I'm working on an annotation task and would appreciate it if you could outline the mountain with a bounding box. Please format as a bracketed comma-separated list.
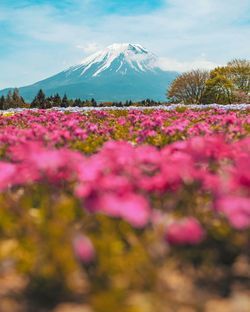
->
[0, 43, 178, 102]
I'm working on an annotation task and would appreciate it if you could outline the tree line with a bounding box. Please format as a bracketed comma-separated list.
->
[0, 90, 98, 110]
[1, 58, 249, 109]
[167, 59, 250, 104]
[0, 88, 26, 110]
[0, 89, 162, 110]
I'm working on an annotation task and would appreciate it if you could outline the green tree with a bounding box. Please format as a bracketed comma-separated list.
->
[61, 94, 69, 108]
[45, 96, 53, 109]
[204, 67, 234, 104]
[5, 91, 13, 109]
[12, 88, 25, 107]
[204, 59, 250, 104]
[2, 89, 25, 108]
[73, 98, 82, 107]
[31, 89, 47, 108]
[52, 94, 62, 107]
[91, 98, 97, 107]
[0, 96, 5, 110]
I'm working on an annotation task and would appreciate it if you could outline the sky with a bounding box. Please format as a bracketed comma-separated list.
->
[0, 0, 249, 89]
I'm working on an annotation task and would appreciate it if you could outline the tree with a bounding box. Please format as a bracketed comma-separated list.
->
[0, 96, 5, 110]
[12, 88, 25, 108]
[91, 98, 97, 107]
[232, 90, 250, 103]
[45, 96, 53, 109]
[1, 89, 26, 109]
[73, 98, 82, 107]
[31, 89, 47, 108]
[167, 70, 210, 104]
[5, 91, 13, 108]
[227, 59, 250, 94]
[52, 94, 62, 107]
[204, 67, 234, 104]
[61, 94, 69, 108]
[204, 59, 250, 104]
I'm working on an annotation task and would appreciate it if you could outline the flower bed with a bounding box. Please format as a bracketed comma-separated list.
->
[0, 109, 249, 311]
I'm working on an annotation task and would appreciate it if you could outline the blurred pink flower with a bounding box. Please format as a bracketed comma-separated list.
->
[73, 235, 95, 264]
[0, 162, 16, 190]
[165, 217, 205, 246]
[119, 193, 151, 228]
[216, 196, 250, 230]
[85, 193, 151, 228]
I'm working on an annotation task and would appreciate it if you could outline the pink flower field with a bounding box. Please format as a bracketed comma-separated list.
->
[0, 108, 250, 312]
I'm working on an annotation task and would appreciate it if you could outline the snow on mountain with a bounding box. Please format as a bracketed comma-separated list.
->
[0, 43, 178, 102]
[69, 43, 158, 77]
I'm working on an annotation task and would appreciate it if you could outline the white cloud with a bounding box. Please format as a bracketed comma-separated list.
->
[9, 5, 88, 44]
[157, 56, 219, 72]
[0, 0, 249, 88]
[76, 42, 101, 54]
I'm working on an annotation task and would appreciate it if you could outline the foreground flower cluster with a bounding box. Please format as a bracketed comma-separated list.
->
[0, 108, 249, 311]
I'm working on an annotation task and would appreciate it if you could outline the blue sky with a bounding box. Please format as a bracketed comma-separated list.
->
[0, 0, 249, 89]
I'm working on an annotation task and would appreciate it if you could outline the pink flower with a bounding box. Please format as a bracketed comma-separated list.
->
[233, 156, 250, 189]
[119, 193, 151, 228]
[165, 217, 205, 246]
[99, 175, 133, 195]
[216, 196, 250, 230]
[77, 157, 105, 183]
[85, 193, 151, 228]
[73, 235, 95, 264]
[0, 162, 16, 190]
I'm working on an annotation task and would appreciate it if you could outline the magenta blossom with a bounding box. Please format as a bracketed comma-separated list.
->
[216, 196, 250, 230]
[85, 193, 151, 228]
[0, 162, 17, 190]
[165, 217, 205, 246]
[73, 235, 95, 264]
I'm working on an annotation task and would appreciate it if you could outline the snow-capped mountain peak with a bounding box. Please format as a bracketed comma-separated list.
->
[70, 43, 158, 77]
[1, 43, 178, 102]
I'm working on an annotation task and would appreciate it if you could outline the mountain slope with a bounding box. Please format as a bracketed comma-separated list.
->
[0, 43, 178, 102]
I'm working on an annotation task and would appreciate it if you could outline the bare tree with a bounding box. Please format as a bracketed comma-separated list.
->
[167, 70, 210, 104]
[227, 59, 250, 94]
